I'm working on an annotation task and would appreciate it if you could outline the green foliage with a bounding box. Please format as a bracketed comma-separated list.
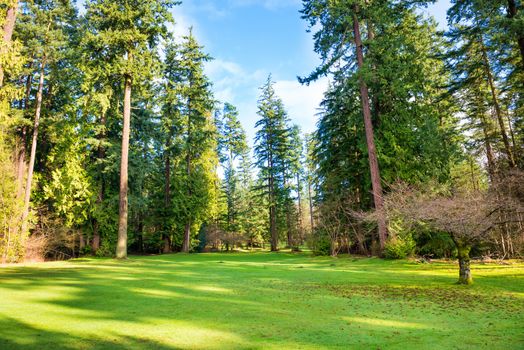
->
[0, 1, 26, 262]
[43, 126, 94, 228]
[307, 229, 331, 256]
[383, 218, 416, 259]
[158, 32, 218, 251]
[1, 253, 523, 349]
[384, 236, 416, 260]
[254, 75, 301, 248]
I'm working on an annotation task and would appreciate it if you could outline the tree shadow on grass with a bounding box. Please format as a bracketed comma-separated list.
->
[0, 253, 522, 349]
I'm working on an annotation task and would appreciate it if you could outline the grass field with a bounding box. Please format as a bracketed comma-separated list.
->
[0, 252, 523, 350]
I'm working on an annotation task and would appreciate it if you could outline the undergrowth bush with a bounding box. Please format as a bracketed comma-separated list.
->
[307, 229, 331, 256]
[384, 236, 415, 259]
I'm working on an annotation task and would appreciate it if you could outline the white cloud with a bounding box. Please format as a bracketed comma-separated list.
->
[204, 58, 328, 147]
[170, 6, 209, 45]
[274, 77, 329, 134]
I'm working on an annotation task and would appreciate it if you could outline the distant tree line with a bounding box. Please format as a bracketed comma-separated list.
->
[0, 0, 523, 280]
[0, 0, 312, 262]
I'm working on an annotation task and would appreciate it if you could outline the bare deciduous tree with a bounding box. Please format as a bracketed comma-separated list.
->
[381, 174, 523, 284]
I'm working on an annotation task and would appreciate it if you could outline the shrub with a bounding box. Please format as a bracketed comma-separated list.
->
[307, 229, 332, 256]
[384, 236, 415, 259]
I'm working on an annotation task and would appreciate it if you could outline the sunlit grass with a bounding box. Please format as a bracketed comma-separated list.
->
[0, 252, 522, 349]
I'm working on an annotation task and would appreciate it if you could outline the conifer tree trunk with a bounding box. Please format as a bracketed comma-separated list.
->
[507, 0, 524, 66]
[479, 40, 516, 168]
[182, 153, 191, 253]
[482, 121, 496, 180]
[284, 173, 293, 248]
[268, 152, 278, 251]
[296, 172, 303, 249]
[92, 112, 106, 253]
[0, 2, 18, 87]
[21, 57, 46, 234]
[308, 179, 314, 231]
[116, 73, 132, 259]
[16, 70, 33, 199]
[163, 138, 172, 253]
[352, 7, 387, 250]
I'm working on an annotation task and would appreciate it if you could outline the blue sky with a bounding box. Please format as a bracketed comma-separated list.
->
[78, 0, 451, 144]
[170, 0, 452, 145]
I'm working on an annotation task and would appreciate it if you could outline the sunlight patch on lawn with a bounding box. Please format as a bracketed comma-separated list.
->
[191, 285, 233, 294]
[343, 316, 432, 329]
[117, 319, 245, 349]
[129, 287, 183, 298]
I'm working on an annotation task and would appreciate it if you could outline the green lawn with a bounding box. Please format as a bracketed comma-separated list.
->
[0, 253, 523, 350]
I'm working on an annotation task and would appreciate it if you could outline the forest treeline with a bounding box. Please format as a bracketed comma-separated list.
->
[0, 1, 523, 273]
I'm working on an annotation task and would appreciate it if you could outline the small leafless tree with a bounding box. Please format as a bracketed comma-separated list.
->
[381, 174, 523, 284]
[317, 199, 354, 256]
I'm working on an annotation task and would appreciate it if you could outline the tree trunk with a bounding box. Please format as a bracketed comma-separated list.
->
[269, 152, 278, 251]
[366, 19, 381, 129]
[182, 220, 191, 253]
[308, 179, 314, 231]
[0, 2, 19, 87]
[16, 69, 33, 199]
[296, 172, 303, 249]
[270, 203, 277, 251]
[480, 39, 516, 168]
[92, 112, 106, 253]
[456, 243, 473, 285]
[507, 0, 524, 67]
[163, 138, 172, 253]
[479, 111, 496, 181]
[21, 56, 46, 234]
[352, 7, 387, 250]
[285, 173, 292, 248]
[116, 73, 132, 259]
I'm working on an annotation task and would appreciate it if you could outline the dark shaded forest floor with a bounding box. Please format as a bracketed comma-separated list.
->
[0, 252, 522, 349]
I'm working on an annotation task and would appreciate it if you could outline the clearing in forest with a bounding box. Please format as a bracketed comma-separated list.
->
[0, 253, 523, 349]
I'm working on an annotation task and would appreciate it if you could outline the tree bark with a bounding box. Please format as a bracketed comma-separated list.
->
[352, 7, 387, 250]
[163, 138, 172, 253]
[479, 39, 516, 168]
[507, 0, 524, 67]
[16, 69, 33, 199]
[308, 179, 314, 231]
[116, 73, 132, 259]
[182, 220, 191, 253]
[268, 152, 278, 251]
[182, 102, 193, 253]
[456, 243, 473, 285]
[296, 172, 303, 249]
[21, 56, 46, 234]
[92, 112, 106, 253]
[0, 2, 19, 87]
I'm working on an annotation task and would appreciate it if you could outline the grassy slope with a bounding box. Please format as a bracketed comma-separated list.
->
[0, 253, 522, 350]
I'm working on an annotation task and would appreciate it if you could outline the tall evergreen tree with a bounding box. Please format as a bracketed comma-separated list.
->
[302, 0, 458, 253]
[254, 75, 291, 251]
[17, 0, 77, 235]
[84, 0, 176, 258]
[163, 31, 216, 253]
[217, 102, 248, 234]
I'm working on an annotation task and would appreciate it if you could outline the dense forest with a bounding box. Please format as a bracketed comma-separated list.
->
[0, 0, 523, 284]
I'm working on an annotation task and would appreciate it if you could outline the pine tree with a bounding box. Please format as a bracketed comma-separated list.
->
[84, 0, 177, 258]
[217, 102, 248, 234]
[300, 0, 389, 249]
[163, 31, 216, 253]
[301, 0, 459, 253]
[17, 0, 78, 236]
[254, 75, 291, 251]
